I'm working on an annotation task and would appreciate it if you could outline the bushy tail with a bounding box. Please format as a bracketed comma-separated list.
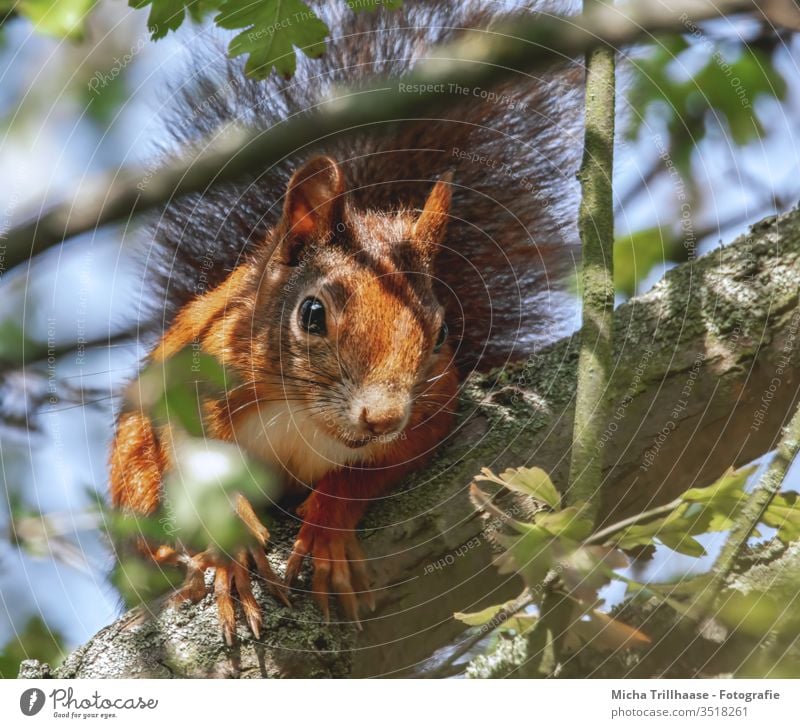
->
[140, 0, 582, 370]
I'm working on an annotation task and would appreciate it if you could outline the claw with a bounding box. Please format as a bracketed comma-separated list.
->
[233, 550, 262, 640]
[214, 564, 235, 647]
[345, 537, 375, 613]
[286, 522, 373, 628]
[135, 494, 286, 647]
[285, 535, 311, 586]
[311, 541, 332, 622]
[250, 545, 291, 608]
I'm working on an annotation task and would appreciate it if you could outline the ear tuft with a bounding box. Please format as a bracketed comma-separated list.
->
[412, 172, 453, 262]
[278, 156, 345, 265]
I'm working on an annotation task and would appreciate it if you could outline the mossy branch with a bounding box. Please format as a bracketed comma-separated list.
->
[18, 208, 800, 678]
[568, 0, 616, 520]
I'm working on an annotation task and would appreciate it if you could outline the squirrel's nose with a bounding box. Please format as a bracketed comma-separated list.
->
[360, 406, 405, 435]
[353, 384, 410, 436]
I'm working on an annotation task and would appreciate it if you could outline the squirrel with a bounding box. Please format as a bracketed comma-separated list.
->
[109, 1, 581, 644]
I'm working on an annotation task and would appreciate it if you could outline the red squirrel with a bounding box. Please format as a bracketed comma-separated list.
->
[110, 1, 580, 644]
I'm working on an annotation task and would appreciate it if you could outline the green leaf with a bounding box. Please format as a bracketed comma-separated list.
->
[626, 40, 787, 182]
[494, 526, 554, 590]
[130, 0, 221, 40]
[534, 507, 593, 540]
[454, 599, 537, 635]
[110, 553, 183, 607]
[611, 466, 758, 553]
[0, 319, 37, 363]
[657, 531, 707, 557]
[762, 492, 800, 543]
[215, 0, 328, 79]
[474, 466, 561, 509]
[132, 346, 230, 437]
[160, 438, 277, 552]
[454, 603, 506, 627]
[558, 545, 629, 602]
[17, 0, 96, 40]
[682, 466, 755, 504]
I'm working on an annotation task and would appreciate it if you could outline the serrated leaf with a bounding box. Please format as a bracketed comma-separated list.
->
[131, 0, 191, 39]
[216, 0, 328, 79]
[534, 507, 593, 540]
[474, 466, 560, 509]
[683, 466, 755, 504]
[469, 483, 531, 534]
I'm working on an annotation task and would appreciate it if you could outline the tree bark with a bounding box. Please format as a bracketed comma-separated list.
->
[19, 208, 800, 678]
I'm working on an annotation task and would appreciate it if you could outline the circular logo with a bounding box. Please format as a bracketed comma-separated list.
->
[20, 688, 45, 717]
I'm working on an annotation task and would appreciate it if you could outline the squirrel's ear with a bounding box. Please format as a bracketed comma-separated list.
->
[277, 156, 345, 264]
[412, 171, 453, 261]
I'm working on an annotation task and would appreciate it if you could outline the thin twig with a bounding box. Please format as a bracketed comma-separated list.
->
[697, 400, 800, 618]
[567, 0, 616, 519]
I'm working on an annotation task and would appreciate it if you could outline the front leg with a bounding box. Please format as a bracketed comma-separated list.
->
[284, 468, 380, 629]
[285, 418, 457, 626]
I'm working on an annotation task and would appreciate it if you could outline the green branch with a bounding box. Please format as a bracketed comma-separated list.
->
[567, 1, 616, 521]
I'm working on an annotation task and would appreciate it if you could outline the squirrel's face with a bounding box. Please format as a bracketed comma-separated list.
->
[263, 155, 454, 451]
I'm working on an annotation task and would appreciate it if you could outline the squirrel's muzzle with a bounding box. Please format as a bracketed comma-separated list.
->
[349, 383, 410, 438]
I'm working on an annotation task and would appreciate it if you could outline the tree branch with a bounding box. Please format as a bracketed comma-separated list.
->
[699, 398, 800, 618]
[18, 207, 800, 678]
[2, 0, 762, 274]
[568, 0, 616, 516]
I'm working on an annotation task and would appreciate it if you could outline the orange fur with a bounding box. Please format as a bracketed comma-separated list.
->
[109, 156, 463, 635]
[110, 411, 168, 515]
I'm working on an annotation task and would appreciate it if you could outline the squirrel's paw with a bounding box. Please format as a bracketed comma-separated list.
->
[285, 524, 375, 629]
[142, 493, 291, 646]
[146, 543, 290, 646]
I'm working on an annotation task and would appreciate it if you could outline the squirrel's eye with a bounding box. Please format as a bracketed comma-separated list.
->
[298, 297, 326, 336]
[434, 322, 448, 353]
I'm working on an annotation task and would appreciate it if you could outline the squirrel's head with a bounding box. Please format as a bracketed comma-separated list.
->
[256, 155, 455, 451]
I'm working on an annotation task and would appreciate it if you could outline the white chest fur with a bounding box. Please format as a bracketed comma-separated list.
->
[234, 401, 363, 487]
